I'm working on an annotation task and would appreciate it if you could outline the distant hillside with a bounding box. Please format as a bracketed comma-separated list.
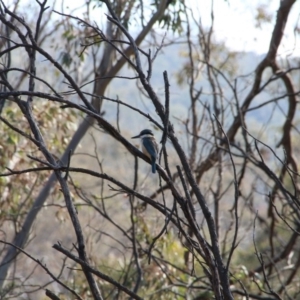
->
[101, 45, 299, 148]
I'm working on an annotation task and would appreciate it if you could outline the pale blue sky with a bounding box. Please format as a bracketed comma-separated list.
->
[14, 0, 300, 55]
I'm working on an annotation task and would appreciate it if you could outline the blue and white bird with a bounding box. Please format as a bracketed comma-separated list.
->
[132, 129, 159, 173]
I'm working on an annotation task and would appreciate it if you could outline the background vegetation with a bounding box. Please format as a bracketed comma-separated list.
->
[0, 0, 300, 299]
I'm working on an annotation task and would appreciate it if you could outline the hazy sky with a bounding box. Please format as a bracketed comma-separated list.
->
[15, 0, 300, 56]
[186, 0, 300, 55]
[56, 0, 300, 55]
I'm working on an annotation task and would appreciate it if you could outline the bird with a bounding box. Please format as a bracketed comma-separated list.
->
[132, 129, 159, 173]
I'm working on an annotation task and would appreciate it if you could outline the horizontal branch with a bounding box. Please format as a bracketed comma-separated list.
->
[0, 165, 183, 226]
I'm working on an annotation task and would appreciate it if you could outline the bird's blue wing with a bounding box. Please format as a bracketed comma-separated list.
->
[143, 138, 157, 159]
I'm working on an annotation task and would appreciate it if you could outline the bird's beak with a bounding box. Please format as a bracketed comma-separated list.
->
[131, 134, 140, 139]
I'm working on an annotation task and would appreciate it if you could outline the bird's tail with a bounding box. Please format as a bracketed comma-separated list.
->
[151, 157, 156, 173]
